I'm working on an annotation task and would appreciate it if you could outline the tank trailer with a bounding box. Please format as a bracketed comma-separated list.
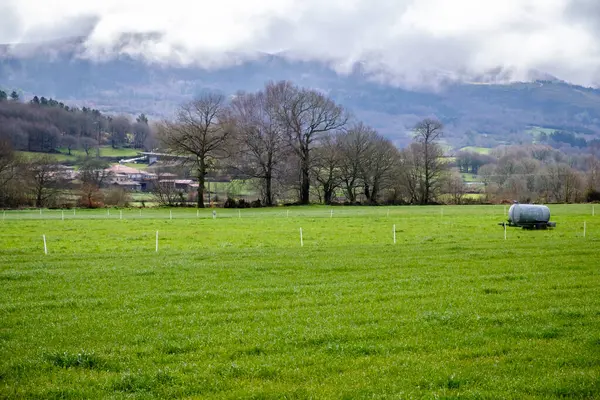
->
[499, 202, 556, 230]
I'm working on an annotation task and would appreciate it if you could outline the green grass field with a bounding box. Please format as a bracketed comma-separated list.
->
[457, 147, 492, 155]
[17, 147, 141, 163]
[1, 205, 599, 399]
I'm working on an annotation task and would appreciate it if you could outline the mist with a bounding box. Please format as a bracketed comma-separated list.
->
[2, 0, 600, 89]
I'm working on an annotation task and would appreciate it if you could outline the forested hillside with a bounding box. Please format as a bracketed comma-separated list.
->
[0, 91, 153, 154]
[2, 38, 600, 148]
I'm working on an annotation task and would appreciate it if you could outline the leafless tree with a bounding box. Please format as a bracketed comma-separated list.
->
[311, 132, 342, 204]
[443, 172, 468, 205]
[397, 143, 424, 204]
[132, 121, 151, 149]
[26, 155, 65, 207]
[159, 93, 232, 208]
[229, 85, 288, 206]
[272, 81, 348, 204]
[360, 133, 399, 203]
[109, 115, 131, 148]
[80, 137, 97, 156]
[151, 170, 182, 206]
[412, 118, 447, 204]
[337, 123, 373, 203]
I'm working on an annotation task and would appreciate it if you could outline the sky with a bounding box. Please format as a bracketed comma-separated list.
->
[1, 0, 600, 88]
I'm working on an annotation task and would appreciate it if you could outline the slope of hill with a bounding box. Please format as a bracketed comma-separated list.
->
[2, 38, 600, 148]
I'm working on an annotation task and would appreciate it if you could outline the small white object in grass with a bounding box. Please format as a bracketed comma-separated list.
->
[139, 209, 142, 217]
[504, 223, 507, 240]
[213, 210, 216, 219]
[330, 209, 333, 218]
[107, 209, 110, 216]
[300, 227, 303, 247]
[156, 230, 159, 252]
[393, 224, 396, 244]
[73, 209, 76, 216]
[238, 209, 241, 218]
[43, 234, 47, 255]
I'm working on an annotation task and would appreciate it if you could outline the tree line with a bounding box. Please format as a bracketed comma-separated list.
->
[2, 81, 600, 209]
[157, 81, 450, 208]
[463, 144, 600, 203]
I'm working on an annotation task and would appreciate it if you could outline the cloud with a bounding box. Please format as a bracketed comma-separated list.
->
[2, 0, 600, 88]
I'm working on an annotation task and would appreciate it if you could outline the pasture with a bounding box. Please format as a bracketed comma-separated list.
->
[1, 205, 599, 399]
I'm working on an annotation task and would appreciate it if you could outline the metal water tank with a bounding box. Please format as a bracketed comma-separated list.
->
[508, 203, 551, 225]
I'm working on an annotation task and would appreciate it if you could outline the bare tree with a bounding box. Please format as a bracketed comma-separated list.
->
[26, 155, 65, 207]
[132, 121, 151, 149]
[412, 118, 447, 204]
[80, 137, 97, 156]
[229, 86, 288, 206]
[159, 93, 232, 208]
[443, 172, 468, 205]
[0, 139, 23, 206]
[273, 81, 348, 204]
[109, 115, 131, 148]
[397, 143, 424, 204]
[338, 123, 373, 203]
[360, 133, 399, 204]
[311, 133, 342, 204]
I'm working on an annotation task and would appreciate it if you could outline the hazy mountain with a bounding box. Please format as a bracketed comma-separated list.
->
[2, 38, 600, 149]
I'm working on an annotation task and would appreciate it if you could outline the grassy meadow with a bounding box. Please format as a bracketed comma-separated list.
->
[1, 205, 599, 399]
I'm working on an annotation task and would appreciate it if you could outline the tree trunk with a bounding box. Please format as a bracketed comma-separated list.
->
[324, 183, 333, 205]
[300, 154, 310, 205]
[264, 171, 273, 207]
[197, 162, 205, 208]
[345, 181, 356, 203]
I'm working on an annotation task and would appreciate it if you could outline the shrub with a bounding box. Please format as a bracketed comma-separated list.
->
[224, 197, 237, 208]
[104, 187, 132, 207]
[250, 199, 262, 208]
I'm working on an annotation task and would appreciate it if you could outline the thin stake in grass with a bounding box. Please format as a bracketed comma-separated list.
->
[42, 234, 47, 255]
[170, 210, 172, 220]
[330, 209, 333, 218]
[155, 231, 159, 252]
[504, 223, 507, 240]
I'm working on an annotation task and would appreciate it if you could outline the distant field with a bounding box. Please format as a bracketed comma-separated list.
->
[458, 146, 492, 155]
[1, 205, 599, 398]
[17, 147, 141, 163]
[524, 126, 557, 142]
